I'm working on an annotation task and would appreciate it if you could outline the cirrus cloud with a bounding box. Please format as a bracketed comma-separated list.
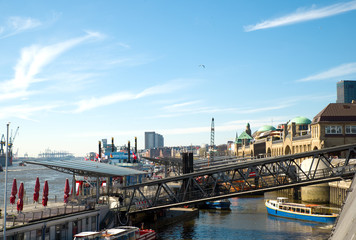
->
[244, 1, 356, 32]
[297, 62, 356, 82]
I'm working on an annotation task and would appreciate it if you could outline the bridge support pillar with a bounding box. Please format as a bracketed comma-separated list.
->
[301, 184, 330, 203]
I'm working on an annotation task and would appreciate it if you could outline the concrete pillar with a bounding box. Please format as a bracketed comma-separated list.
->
[50, 225, 56, 240]
[301, 184, 330, 203]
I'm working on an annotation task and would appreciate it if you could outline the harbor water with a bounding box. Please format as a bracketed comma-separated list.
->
[157, 197, 332, 240]
[1, 161, 333, 239]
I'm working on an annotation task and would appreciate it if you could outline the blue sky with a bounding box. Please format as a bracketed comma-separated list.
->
[1, 1, 356, 157]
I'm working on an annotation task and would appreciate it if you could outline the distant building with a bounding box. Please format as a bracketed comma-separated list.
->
[155, 133, 164, 148]
[145, 131, 164, 149]
[235, 103, 356, 158]
[145, 132, 155, 149]
[337, 80, 356, 103]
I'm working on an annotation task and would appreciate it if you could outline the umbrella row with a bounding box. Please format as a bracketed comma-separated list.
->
[9, 177, 71, 213]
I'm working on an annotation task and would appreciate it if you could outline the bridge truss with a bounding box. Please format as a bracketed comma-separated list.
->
[124, 144, 356, 213]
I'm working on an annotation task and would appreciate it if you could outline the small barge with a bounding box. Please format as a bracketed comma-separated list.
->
[205, 199, 231, 210]
[265, 197, 338, 223]
[73, 226, 156, 240]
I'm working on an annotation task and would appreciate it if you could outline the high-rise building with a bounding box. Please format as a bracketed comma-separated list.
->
[145, 132, 155, 149]
[145, 132, 164, 149]
[156, 134, 164, 148]
[337, 80, 356, 103]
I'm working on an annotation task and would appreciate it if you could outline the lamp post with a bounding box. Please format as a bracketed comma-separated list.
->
[3, 123, 9, 239]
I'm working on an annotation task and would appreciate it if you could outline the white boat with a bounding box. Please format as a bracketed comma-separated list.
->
[265, 197, 338, 223]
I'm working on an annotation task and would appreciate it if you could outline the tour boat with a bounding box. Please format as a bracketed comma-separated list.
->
[265, 197, 338, 223]
[205, 199, 231, 210]
[73, 226, 156, 240]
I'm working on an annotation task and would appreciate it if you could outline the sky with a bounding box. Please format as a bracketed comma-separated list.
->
[0, 1, 356, 157]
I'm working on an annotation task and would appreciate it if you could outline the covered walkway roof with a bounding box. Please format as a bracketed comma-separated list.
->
[25, 159, 146, 177]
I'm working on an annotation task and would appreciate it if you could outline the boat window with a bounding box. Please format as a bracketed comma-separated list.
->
[306, 210, 310, 214]
[301, 209, 305, 213]
[129, 232, 135, 240]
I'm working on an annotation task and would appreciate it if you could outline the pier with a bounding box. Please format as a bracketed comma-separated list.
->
[1, 143, 356, 239]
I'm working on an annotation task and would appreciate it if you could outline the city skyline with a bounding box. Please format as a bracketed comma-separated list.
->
[1, 1, 356, 157]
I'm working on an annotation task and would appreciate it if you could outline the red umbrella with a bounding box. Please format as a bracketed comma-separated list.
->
[64, 178, 70, 203]
[33, 177, 40, 203]
[10, 178, 17, 205]
[17, 182, 24, 212]
[42, 180, 49, 207]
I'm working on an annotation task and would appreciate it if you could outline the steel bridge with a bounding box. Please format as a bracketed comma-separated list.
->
[123, 143, 356, 213]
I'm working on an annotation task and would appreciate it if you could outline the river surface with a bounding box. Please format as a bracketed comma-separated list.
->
[156, 196, 332, 240]
[1, 161, 333, 239]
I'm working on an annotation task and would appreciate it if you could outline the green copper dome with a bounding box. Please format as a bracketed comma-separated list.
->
[289, 116, 311, 125]
[257, 125, 276, 132]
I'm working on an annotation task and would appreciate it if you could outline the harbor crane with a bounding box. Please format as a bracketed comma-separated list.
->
[0, 134, 5, 154]
[9, 126, 19, 150]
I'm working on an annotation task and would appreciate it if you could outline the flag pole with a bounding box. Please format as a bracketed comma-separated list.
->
[3, 123, 10, 239]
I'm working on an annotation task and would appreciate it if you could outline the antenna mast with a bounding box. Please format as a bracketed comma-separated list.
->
[210, 117, 215, 165]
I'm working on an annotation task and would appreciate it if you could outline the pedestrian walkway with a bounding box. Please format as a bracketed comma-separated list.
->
[0, 201, 91, 230]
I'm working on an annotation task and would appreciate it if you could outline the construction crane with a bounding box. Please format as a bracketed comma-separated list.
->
[9, 126, 19, 149]
[0, 134, 5, 154]
[209, 117, 215, 165]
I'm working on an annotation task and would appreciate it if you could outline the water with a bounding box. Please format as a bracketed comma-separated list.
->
[0, 160, 72, 206]
[157, 197, 332, 240]
[1, 161, 333, 239]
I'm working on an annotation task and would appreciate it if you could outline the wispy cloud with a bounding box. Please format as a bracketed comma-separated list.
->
[238, 104, 291, 114]
[0, 104, 58, 120]
[149, 101, 291, 119]
[297, 62, 356, 82]
[244, 1, 356, 32]
[162, 100, 202, 110]
[0, 16, 42, 39]
[73, 79, 191, 113]
[0, 32, 103, 101]
[108, 55, 155, 67]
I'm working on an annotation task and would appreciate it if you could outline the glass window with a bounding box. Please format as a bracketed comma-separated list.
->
[346, 126, 356, 134]
[36, 229, 42, 240]
[91, 216, 97, 231]
[325, 126, 342, 134]
[44, 227, 50, 240]
[56, 223, 68, 240]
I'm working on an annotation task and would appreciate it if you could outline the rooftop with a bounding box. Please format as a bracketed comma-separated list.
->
[312, 103, 356, 123]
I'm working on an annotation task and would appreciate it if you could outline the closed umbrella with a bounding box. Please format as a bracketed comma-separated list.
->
[64, 178, 70, 203]
[33, 177, 40, 208]
[17, 182, 24, 213]
[42, 180, 49, 207]
[10, 178, 17, 204]
[10, 178, 17, 212]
